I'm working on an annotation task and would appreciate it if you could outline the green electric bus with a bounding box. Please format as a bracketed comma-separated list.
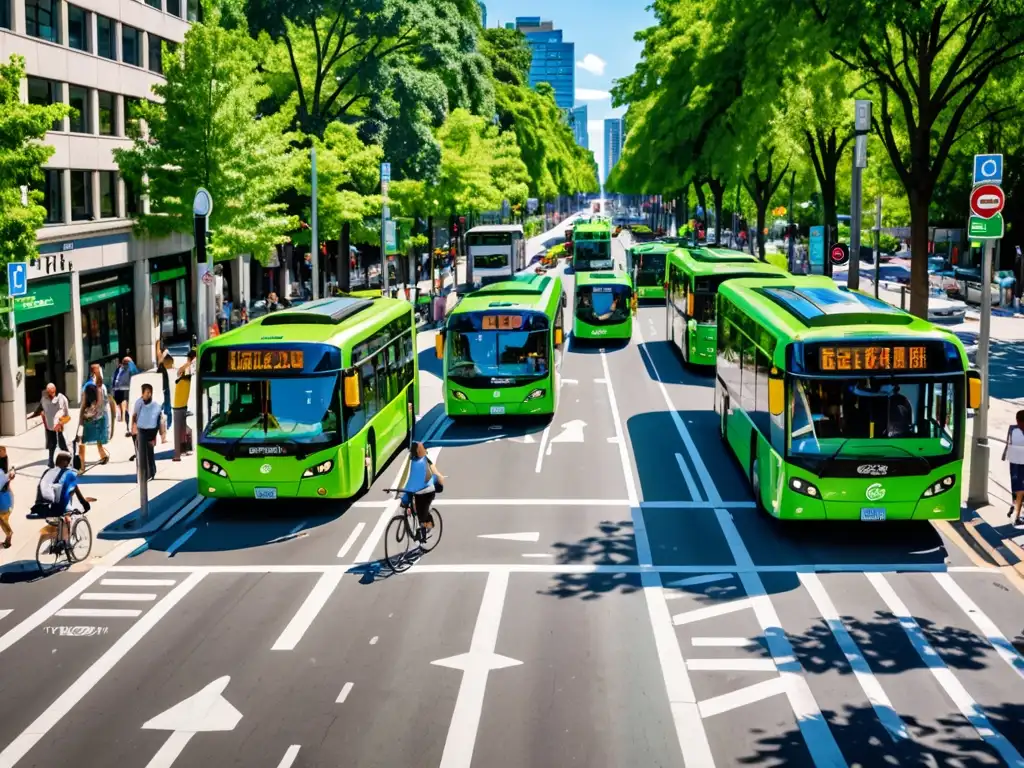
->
[666, 248, 788, 365]
[437, 273, 566, 417]
[573, 271, 637, 341]
[571, 220, 614, 273]
[715, 276, 981, 522]
[626, 243, 673, 301]
[196, 296, 418, 501]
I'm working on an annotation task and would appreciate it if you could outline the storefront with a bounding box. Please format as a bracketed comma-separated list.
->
[13, 277, 71, 414]
[150, 252, 193, 344]
[81, 268, 136, 383]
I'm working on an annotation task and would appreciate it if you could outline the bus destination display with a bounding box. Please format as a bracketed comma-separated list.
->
[228, 349, 305, 372]
[818, 345, 927, 372]
[482, 315, 524, 330]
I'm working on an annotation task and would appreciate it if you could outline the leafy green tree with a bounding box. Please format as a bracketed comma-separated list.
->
[115, 20, 298, 264]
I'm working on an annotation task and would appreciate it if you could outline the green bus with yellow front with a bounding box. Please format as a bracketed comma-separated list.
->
[196, 296, 418, 500]
[572, 270, 636, 341]
[666, 248, 788, 365]
[716, 277, 981, 522]
[570, 220, 614, 273]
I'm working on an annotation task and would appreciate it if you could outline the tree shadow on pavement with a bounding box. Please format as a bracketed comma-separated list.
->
[540, 518, 640, 601]
[953, 334, 1024, 402]
[417, 345, 443, 381]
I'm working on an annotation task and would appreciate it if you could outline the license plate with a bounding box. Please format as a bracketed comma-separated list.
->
[254, 488, 278, 500]
[860, 507, 886, 521]
[490, 406, 506, 415]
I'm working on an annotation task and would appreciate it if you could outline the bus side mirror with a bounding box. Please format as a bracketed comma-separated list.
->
[555, 328, 563, 346]
[968, 370, 982, 410]
[343, 371, 361, 408]
[768, 373, 785, 416]
[435, 332, 444, 359]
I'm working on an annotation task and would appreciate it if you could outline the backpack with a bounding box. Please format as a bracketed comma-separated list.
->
[31, 467, 69, 518]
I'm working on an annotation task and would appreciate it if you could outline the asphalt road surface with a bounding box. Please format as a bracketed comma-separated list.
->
[2, 236, 1024, 768]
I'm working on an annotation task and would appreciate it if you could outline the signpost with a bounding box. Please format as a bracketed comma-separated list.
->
[193, 188, 213, 345]
[809, 226, 825, 274]
[311, 146, 319, 300]
[829, 243, 850, 268]
[6, 262, 27, 298]
[381, 162, 391, 295]
[848, 100, 871, 290]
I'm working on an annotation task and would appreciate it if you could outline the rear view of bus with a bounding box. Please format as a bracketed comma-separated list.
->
[467, 225, 526, 284]
[438, 274, 566, 417]
[571, 221, 614, 273]
[716, 277, 981, 522]
[573, 271, 636, 341]
[627, 243, 671, 301]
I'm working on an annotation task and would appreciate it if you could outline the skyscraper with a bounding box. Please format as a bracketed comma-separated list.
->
[477, 1, 487, 28]
[515, 17, 575, 111]
[570, 105, 589, 150]
[604, 118, 624, 185]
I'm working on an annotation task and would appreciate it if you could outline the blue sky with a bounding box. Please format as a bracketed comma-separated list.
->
[481, 0, 654, 180]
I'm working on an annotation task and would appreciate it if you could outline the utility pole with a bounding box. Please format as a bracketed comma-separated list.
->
[311, 146, 319, 300]
[193, 188, 213, 343]
[848, 100, 871, 291]
[381, 162, 390, 296]
[873, 197, 882, 299]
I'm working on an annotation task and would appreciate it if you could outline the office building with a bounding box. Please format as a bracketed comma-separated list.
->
[0, 0, 244, 435]
[515, 16, 574, 111]
[604, 117, 624, 185]
[477, 1, 486, 28]
[570, 105, 588, 149]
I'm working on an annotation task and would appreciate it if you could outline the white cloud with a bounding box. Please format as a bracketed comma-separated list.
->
[576, 88, 611, 102]
[576, 53, 606, 76]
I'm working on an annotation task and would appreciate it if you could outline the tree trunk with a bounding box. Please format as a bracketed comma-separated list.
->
[821, 177, 838, 238]
[339, 221, 350, 293]
[708, 178, 725, 246]
[908, 193, 930, 319]
[427, 215, 435, 293]
[755, 203, 768, 260]
[694, 181, 707, 228]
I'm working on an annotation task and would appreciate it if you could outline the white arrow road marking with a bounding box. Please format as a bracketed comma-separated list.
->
[507, 434, 536, 443]
[477, 532, 540, 543]
[143, 676, 242, 733]
[433, 571, 521, 768]
[548, 419, 586, 446]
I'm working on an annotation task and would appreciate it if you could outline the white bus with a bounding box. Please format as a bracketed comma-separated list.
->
[467, 225, 526, 284]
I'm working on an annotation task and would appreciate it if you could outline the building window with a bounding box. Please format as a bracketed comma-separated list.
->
[124, 177, 141, 216]
[41, 169, 64, 224]
[98, 91, 116, 136]
[25, 0, 61, 43]
[148, 35, 164, 74]
[70, 171, 93, 221]
[96, 14, 116, 60]
[67, 4, 89, 51]
[124, 97, 143, 135]
[2, 0, 13, 29]
[68, 85, 90, 133]
[99, 171, 116, 218]
[186, 0, 201, 23]
[27, 77, 63, 131]
[146, 0, 161, 7]
[166, 0, 180, 16]
[121, 25, 141, 66]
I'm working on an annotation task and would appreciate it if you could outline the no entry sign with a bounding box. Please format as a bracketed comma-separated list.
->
[829, 243, 850, 267]
[970, 184, 1005, 219]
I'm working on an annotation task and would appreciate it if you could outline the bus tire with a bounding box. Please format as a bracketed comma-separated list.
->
[360, 433, 376, 495]
[749, 440, 763, 513]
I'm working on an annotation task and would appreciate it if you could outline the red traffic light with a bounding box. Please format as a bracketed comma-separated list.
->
[829, 243, 850, 266]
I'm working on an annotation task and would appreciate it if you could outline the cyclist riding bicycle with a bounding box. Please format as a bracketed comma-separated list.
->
[398, 441, 444, 543]
[33, 451, 91, 519]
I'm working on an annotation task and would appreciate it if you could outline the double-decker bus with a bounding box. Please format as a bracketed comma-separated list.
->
[626, 243, 672, 301]
[573, 271, 636, 341]
[666, 248, 788, 365]
[716, 276, 981, 521]
[467, 225, 526, 284]
[196, 297, 418, 501]
[570, 220, 614, 273]
[436, 273, 565, 417]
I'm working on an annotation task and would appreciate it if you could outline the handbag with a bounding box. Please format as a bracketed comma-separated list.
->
[71, 437, 82, 471]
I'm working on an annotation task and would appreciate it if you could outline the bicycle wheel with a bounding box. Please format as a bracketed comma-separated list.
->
[384, 514, 412, 572]
[36, 535, 62, 575]
[69, 517, 93, 563]
[420, 508, 443, 553]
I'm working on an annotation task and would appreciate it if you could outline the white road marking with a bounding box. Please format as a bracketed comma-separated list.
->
[100, 579, 176, 587]
[933, 572, 1024, 684]
[142, 676, 242, 768]
[275, 745, 301, 768]
[673, 598, 757, 626]
[336, 682, 354, 704]
[478, 532, 540, 542]
[0, 610, 11, 622]
[80, 593, 157, 602]
[548, 419, 587, 445]
[434, 498, 629, 506]
[800, 573, 909, 741]
[433, 570, 522, 768]
[521, 553, 553, 558]
[534, 420, 552, 473]
[691, 637, 759, 647]
[271, 571, 344, 651]
[642, 501, 757, 509]
[667, 574, 735, 588]
[0, 572, 205, 767]
[686, 658, 777, 672]
[336, 523, 367, 559]
[369, 636, 378, 645]
[165, 527, 197, 557]
[55, 608, 143, 618]
[0, 568, 106, 655]
[698, 677, 787, 718]
[674, 453, 702, 502]
[351, 500, 391, 508]
[868, 572, 1024, 765]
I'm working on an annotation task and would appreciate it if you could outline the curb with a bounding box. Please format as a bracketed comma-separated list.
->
[98, 482, 201, 540]
[954, 506, 1024, 578]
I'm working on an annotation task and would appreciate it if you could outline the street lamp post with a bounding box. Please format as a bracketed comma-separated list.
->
[193, 188, 213, 344]
[311, 145, 320, 300]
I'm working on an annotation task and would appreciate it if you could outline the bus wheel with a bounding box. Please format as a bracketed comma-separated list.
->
[361, 435, 376, 495]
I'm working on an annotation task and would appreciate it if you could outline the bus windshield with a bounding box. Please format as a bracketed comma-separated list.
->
[473, 252, 509, 270]
[576, 284, 630, 325]
[448, 311, 550, 381]
[202, 375, 341, 446]
[573, 241, 613, 271]
[789, 375, 959, 457]
[635, 253, 666, 286]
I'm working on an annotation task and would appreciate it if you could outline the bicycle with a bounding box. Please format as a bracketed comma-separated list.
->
[31, 501, 94, 575]
[381, 488, 443, 572]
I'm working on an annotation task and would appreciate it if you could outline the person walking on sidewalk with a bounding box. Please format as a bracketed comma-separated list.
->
[78, 365, 114, 468]
[32, 383, 70, 467]
[1004, 409, 1024, 526]
[172, 349, 196, 462]
[111, 356, 139, 436]
[0, 446, 14, 549]
[131, 384, 164, 481]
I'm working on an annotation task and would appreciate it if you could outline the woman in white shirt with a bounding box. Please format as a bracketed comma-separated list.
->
[1003, 410, 1024, 526]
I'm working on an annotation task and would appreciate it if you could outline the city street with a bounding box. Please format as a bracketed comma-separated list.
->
[2, 236, 1024, 768]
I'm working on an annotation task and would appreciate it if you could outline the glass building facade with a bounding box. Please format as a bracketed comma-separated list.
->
[515, 17, 575, 111]
[604, 118, 624, 185]
[570, 105, 588, 149]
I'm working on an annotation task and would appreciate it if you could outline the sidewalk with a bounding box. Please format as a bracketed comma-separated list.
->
[0, 367, 199, 571]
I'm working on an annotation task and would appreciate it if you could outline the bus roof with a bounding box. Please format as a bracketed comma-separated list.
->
[573, 220, 612, 233]
[201, 296, 412, 348]
[574, 269, 631, 287]
[466, 224, 524, 235]
[630, 242, 675, 255]
[450, 273, 562, 314]
[673, 248, 786, 277]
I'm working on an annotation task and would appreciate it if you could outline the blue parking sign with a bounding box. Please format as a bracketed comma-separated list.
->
[7, 262, 28, 298]
[973, 154, 1003, 186]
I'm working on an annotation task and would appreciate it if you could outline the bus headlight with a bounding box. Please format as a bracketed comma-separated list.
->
[201, 459, 228, 478]
[452, 390, 468, 401]
[789, 477, 820, 498]
[302, 460, 335, 478]
[524, 389, 546, 401]
[921, 475, 956, 498]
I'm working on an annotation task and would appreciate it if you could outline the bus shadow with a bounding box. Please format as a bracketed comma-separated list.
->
[638, 340, 714, 387]
[568, 335, 629, 354]
[431, 417, 549, 447]
[417, 346, 443, 380]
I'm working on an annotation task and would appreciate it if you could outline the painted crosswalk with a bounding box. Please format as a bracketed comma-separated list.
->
[52, 575, 186, 621]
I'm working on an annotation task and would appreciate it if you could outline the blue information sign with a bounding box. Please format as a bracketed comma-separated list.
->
[7, 262, 28, 298]
[973, 154, 1003, 186]
[809, 226, 825, 274]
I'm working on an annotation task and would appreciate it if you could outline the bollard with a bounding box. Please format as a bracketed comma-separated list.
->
[136, 432, 149, 526]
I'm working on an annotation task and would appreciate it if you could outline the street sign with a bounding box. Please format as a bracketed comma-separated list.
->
[6, 261, 28, 297]
[809, 226, 825, 273]
[970, 184, 1005, 219]
[202, 271, 214, 286]
[973, 154, 1003, 186]
[829, 243, 850, 267]
[385, 220, 397, 251]
[380, 162, 391, 182]
[968, 213, 1004, 240]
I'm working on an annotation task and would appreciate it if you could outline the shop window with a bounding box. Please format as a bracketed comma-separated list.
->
[70, 170, 93, 221]
[27, 77, 63, 131]
[96, 14, 116, 60]
[148, 35, 164, 74]
[67, 4, 89, 52]
[68, 85, 90, 133]
[41, 169, 64, 225]
[98, 91, 116, 136]
[122, 24, 141, 66]
[25, 0, 60, 44]
[166, 0, 180, 16]
[186, 0, 202, 23]
[98, 171, 116, 218]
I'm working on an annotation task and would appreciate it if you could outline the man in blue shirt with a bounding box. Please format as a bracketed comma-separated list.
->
[132, 384, 164, 481]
